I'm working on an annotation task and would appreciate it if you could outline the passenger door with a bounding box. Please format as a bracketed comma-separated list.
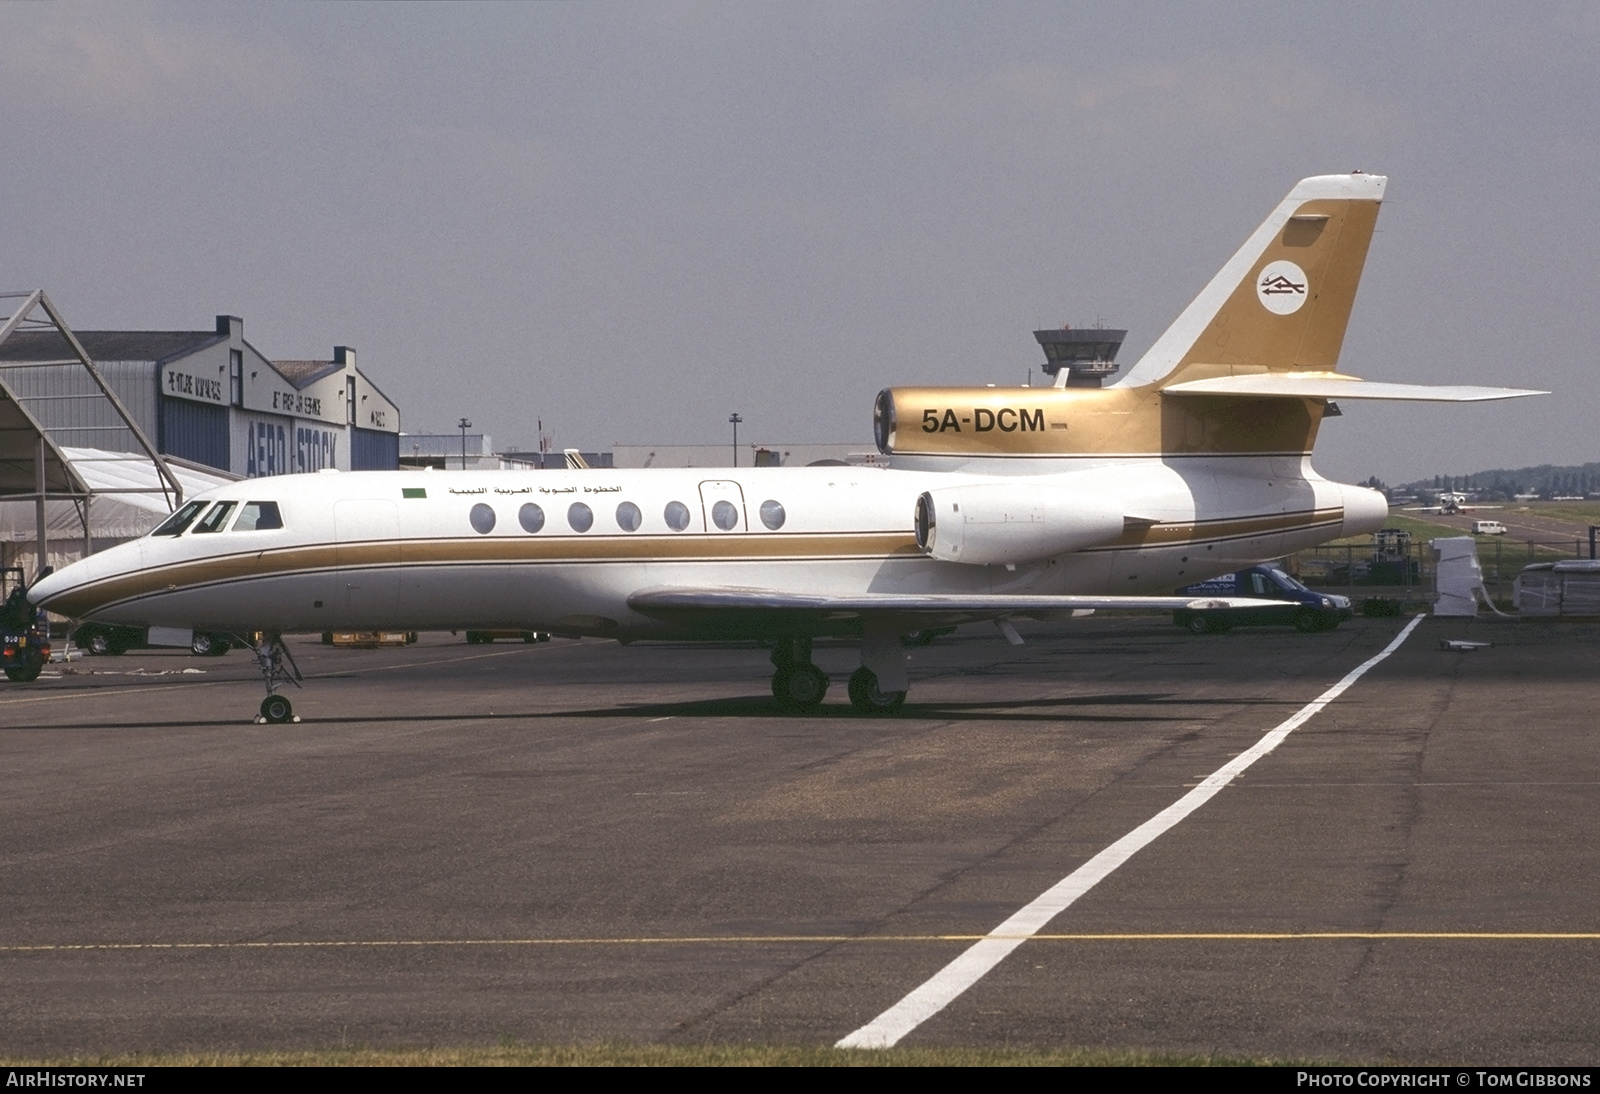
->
[698, 480, 747, 532]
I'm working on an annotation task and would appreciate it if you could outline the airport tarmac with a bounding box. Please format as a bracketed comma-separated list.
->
[2, 615, 1598, 1063]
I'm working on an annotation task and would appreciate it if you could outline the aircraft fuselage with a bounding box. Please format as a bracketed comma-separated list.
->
[34, 457, 1385, 641]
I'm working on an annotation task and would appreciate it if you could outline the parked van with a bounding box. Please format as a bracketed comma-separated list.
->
[1472, 520, 1508, 535]
[1173, 565, 1352, 634]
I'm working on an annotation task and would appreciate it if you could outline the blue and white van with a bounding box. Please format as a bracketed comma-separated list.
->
[1173, 565, 1353, 634]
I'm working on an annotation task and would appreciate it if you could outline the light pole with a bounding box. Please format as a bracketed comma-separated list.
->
[728, 413, 742, 468]
[458, 418, 471, 471]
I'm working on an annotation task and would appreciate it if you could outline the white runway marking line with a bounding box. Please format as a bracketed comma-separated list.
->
[837, 614, 1425, 1050]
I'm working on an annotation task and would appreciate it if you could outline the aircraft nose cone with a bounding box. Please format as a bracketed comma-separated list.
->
[27, 566, 77, 611]
[25, 542, 132, 616]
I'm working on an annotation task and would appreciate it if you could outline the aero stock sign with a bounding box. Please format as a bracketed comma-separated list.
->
[234, 412, 347, 478]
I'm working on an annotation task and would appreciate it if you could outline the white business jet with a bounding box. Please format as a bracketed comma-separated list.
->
[28, 174, 1541, 722]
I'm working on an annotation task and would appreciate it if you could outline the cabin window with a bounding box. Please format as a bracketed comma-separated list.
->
[470, 503, 496, 534]
[150, 500, 208, 536]
[711, 499, 739, 531]
[518, 503, 545, 533]
[192, 501, 238, 533]
[759, 499, 785, 530]
[234, 501, 284, 531]
[568, 502, 593, 533]
[616, 501, 642, 532]
[664, 501, 690, 532]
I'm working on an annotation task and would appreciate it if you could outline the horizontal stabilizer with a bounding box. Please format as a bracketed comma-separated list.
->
[1161, 373, 1546, 402]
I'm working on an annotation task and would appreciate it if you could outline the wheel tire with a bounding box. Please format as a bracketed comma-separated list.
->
[190, 633, 215, 656]
[260, 694, 294, 724]
[1184, 614, 1212, 635]
[848, 666, 906, 715]
[1292, 608, 1320, 634]
[83, 630, 110, 656]
[772, 663, 829, 712]
[5, 650, 45, 683]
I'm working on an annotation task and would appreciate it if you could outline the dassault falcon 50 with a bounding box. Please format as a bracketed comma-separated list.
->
[27, 173, 1541, 722]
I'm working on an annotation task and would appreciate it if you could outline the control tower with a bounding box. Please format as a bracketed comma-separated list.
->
[1033, 326, 1126, 387]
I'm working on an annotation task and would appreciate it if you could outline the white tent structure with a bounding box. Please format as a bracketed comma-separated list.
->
[0, 447, 235, 570]
[0, 290, 184, 579]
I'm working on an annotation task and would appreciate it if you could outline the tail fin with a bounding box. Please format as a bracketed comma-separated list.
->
[1118, 173, 1386, 388]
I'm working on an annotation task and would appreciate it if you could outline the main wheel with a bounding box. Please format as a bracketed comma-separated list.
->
[1185, 614, 1212, 635]
[772, 663, 829, 712]
[848, 666, 906, 715]
[190, 633, 216, 656]
[260, 694, 294, 724]
[1292, 608, 1321, 633]
[83, 630, 110, 656]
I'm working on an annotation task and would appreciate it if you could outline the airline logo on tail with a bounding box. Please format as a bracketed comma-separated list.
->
[1256, 260, 1308, 314]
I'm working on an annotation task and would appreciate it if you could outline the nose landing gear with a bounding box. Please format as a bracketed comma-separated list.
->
[252, 633, 302, 724]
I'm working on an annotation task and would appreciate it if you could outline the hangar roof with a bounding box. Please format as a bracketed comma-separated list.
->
[271, 359, 343, 388]
[0, 329, 225, 366]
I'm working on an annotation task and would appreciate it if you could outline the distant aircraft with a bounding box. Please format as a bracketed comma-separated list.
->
[28, 174, 1543, 722]
[1404, 491, 1502, 516]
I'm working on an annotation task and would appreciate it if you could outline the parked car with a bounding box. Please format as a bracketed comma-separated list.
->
[73, 623, 235, 657]
[1173, 565, 1352, 634]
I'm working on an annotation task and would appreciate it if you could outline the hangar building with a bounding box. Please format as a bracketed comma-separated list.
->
[0, 314, 400, 478]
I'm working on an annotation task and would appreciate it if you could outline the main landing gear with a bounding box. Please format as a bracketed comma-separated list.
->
[770, 636, 829, 713]
[768, 634, 911, 715]
[252, 633, 302, 724]
[847, 666, 905, 715]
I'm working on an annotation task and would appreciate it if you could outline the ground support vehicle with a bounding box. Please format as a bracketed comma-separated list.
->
[1173, 565, 1353, 634]
[322, 631, 419, 647]
[464, 630, 550, 644]
[2, 568, 51, 682]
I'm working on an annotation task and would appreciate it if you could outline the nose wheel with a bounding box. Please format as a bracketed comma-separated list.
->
[259, 694, 296, 724]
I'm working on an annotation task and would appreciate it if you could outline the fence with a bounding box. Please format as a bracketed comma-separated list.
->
[1283, 538, 1591, 605]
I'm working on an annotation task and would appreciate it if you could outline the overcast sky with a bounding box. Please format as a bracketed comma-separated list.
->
[3, 2, 1595, 484]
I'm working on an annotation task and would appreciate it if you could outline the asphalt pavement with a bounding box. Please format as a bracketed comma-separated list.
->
[2, 614, 1597, 1063]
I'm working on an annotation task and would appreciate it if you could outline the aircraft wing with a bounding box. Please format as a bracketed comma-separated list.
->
[1161, 374, 1546, 402]
[627, 586, 1284, 627]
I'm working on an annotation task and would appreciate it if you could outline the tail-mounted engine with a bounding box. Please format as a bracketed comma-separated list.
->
[914, 484, 1126, 566]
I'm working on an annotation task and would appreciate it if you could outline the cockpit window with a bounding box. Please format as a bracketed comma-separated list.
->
[234, 501, 284, 531]
[192, 501, 238, 533]
[150, 500, 208, 537]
